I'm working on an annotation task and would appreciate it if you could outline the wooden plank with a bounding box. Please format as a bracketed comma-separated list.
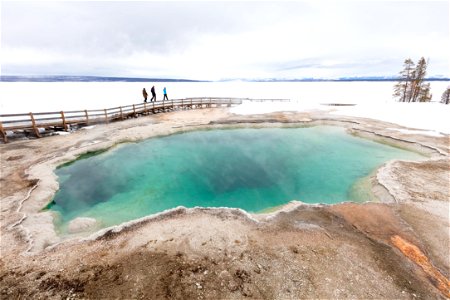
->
[60, 111, 68, 131]
[86, 109, 105, 113]
[0, 113, 32, 118]
[30, 112, 41, 138]
[27, 116, 66, 122]
[30, 111, 63, 116]
[56, 110, 86, 114]
[2, 124, 36, 130]
[85, 110, 89, 125]
[1, 118, 33, 124]
[66, 118, 89, 125]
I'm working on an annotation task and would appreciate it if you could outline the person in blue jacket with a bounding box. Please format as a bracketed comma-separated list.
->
[163, 87, 169, 101]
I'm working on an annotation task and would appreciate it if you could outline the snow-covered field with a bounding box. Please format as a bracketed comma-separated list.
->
[1, 81, 449, 133]
[231, 98, 450, 134]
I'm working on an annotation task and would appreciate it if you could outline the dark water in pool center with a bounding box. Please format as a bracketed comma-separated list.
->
[49, 126, 422, 232]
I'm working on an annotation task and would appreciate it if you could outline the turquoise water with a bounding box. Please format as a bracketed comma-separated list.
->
[48, 126, 421, 233]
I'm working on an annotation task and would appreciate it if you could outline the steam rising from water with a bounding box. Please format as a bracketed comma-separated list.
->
[48, 126, 422, 234]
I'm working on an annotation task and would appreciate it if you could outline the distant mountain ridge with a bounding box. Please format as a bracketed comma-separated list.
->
[244, 76, 450, 82]
[1, 75, 449, 82]
[0, 75, 206, 82]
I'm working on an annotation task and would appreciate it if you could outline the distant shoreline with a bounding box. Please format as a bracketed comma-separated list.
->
[1, 75, 449, 83]
[0, 75, 206, 83]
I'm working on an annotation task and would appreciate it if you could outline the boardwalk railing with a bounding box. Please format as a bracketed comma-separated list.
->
[0, 97, 289, 142]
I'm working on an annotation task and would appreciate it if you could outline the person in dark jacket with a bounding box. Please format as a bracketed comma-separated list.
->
[142, 88, 148, 102]
[150, 86, 156, 102]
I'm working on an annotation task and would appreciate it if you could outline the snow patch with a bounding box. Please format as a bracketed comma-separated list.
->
[231, 100, 450, 134]
[230, 100, 325, 115]
[386, 128, 444, 137]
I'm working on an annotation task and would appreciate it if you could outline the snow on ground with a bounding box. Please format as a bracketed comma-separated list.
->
[230, 100, 323, 115]
[385, 128, 444, 137]
[331, 102, 450, 134]
[230, 100, 450, 134]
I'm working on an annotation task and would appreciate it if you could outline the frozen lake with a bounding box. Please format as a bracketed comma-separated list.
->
[1, 81, 448, 114]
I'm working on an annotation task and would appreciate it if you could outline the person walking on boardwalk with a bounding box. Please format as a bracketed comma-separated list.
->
[142, 88, 148, 102]
[163, 87, 169, 101]
[150, 86, 156, 102]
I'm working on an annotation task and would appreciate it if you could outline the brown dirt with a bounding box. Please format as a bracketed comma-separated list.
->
[0, 207, 445, 299]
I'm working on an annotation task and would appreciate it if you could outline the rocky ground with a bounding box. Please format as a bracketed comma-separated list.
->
[0, 108, 449, 299]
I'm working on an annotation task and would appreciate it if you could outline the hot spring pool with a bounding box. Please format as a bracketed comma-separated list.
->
[48, 126, 422, 233]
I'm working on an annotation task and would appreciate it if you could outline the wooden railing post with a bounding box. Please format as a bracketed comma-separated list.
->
[133, 104, 136, 117]
[143, 103, 147, 115]
[84, 110, 89, 125]
[60, 111, 68, 131]
[119, 107, 123, 120]
[29, 112, 41, 138]
[0, 121, 7, 143]
[104, 109, 108, 124]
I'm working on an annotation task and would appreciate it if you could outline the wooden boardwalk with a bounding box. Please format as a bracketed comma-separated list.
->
[0, 97, 290, 143]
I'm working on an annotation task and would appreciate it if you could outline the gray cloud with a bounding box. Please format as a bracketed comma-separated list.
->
[2, 1, 449, 79]
[2, 2, 307, 56]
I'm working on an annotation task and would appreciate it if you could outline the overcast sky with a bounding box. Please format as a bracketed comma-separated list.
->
[1, 0, 449, 80]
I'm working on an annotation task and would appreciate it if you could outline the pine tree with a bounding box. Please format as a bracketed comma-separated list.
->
[418, 82, 432, 102]
[393, 58, 415, 102]
[407, 69, 416, 102]
[393, 81, 406, 102]
[412, 57, 427, 102]
[393, 57, 432, 102]
[441, 87, 450, 104]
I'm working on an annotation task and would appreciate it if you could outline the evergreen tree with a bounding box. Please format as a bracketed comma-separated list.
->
[441, 87, 450, 104]
[418, 82, 432, 102]
[412, 57, 427, 102]
[393, 57, 432, 102]
[393, 58, 415, 102]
